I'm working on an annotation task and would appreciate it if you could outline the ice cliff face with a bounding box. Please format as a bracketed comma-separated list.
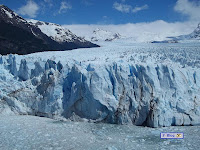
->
[0, 43, 200, 127]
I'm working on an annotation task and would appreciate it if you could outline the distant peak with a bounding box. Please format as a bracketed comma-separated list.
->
[0, 5, 8, 9]
[198, 23, 200, 28]
[0, 5, 13, 12]
[91, 28, 121, 42]
[95, 28, 101, 31]
[0, 5, 5, 9]
[93, 28, 109, 33]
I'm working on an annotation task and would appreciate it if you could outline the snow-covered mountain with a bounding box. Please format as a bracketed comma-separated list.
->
[152, 23, 200, 43]
[28, 19, 87, 43]
[0, 5, 98, 55]
[0, 4, 26, 23]
[1, 42, 200, 127]
[91, 28, 121, 42]
[176, 23, 200, 41]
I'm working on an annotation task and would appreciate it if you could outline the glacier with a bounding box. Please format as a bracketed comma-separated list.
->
[0, 42, 200, 127]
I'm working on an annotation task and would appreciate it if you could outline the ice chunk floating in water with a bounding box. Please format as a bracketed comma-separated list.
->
[1, 115, 200, 150]
[0, 42, 200, 127]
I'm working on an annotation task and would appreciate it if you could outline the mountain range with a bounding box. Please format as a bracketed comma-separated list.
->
[0, 5, 99, 55]
[152, 23, 200, 43]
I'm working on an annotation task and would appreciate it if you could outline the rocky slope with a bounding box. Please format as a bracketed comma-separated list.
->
[0, 42, 200, 127]
[0, 5, 99, 55]
[27, 19, 90, 44]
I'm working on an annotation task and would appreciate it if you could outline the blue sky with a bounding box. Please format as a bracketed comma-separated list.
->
[0, 0, 200, 25]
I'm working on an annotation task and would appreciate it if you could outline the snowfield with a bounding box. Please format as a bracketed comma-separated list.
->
[0, 41, 200, 128]
[0, 115, 200, 150]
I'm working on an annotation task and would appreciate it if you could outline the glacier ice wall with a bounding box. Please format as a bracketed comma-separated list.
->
[0, 51, 200, 127]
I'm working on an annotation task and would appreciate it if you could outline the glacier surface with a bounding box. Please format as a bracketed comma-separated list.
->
[0, 42, 200, 127]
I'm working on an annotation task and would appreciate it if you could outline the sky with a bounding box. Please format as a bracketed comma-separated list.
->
[0, 0, 200, 41]
[0, 0, 200, 25]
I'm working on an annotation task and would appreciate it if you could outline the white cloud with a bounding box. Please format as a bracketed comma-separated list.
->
[44, 0, 53, 7]
[63, 0, 199, 43]
[44, 0, 51, 2]
[132, 4, 148, 13]
[63, 21, 197, 42]
[113, 2, 132, 13]
[97, 16, 113, 24]
[113, 2, 148, 13]
[81, 0, 93, 6]
[174, 0, 200, 21]
[17, 0, 39, 18]
[59, 1, 72, 14]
